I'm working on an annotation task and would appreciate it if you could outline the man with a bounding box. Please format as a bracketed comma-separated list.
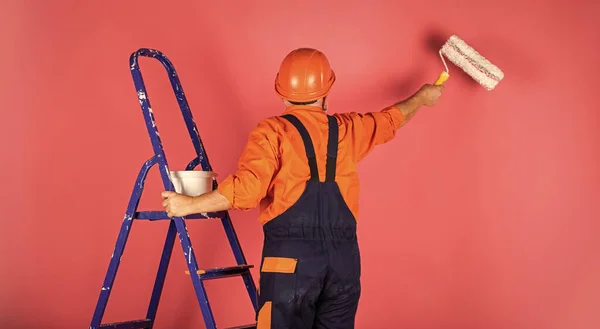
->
[161, 48, 443, 328]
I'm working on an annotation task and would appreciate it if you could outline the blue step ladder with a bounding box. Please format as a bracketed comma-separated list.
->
[90, 48, 258, 329]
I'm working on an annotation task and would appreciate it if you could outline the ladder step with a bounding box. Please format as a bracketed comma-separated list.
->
[226, 324, 257, 329]
[185, 265, 254, 280]
[135, 211, 226, 220]
[99, 319, 152, 329]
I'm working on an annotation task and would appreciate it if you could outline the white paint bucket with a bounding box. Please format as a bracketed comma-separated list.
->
[169, 170, 217, 196]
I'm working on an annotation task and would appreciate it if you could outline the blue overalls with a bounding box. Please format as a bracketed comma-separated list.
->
[256, 114, 361, 329]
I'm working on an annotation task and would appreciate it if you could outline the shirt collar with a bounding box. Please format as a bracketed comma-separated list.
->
[283, 105, 325, 114]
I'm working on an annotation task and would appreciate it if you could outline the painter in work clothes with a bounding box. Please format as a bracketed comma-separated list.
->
[161, 48, 444, 328]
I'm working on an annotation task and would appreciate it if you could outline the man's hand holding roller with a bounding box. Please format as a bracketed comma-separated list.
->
[394, 84, 444, 125]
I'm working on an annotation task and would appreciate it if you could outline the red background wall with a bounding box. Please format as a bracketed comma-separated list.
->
[1, 1, 599, 328]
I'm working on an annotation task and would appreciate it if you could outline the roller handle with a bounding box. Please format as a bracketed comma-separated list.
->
[434, 71, 450, 86]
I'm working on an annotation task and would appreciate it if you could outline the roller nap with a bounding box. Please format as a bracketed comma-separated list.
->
[434, 35, 504, 90]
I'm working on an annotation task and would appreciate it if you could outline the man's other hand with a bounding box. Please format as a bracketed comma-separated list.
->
[161, 191, 194, 218]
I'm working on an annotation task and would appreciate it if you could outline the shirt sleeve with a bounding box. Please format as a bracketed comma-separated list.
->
[336, 106, 406, 162]
[217, 120, 279, 210]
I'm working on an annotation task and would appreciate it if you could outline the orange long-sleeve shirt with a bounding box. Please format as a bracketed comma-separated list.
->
[217, 105, 406, 224]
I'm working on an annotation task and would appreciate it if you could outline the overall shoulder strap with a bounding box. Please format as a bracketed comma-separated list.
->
[325, 115, 339, 182]
[281, 114, 319, 181]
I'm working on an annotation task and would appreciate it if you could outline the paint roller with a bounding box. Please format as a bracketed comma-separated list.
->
[433, 35, 504, 90]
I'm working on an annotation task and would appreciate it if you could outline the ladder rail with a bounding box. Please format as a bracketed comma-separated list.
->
[220, 211, 259, 310]
[90, 156, 158, 329]
[128, 50, 174, 191]
[129, 49, 218, 328]
[129, 49, 211, 171]
[145, 220, 177, 325]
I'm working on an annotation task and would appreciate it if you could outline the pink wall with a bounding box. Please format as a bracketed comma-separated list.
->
[1, 1, 599, 328]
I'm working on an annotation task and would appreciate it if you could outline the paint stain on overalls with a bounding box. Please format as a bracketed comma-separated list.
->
[256, 114, 361, 329]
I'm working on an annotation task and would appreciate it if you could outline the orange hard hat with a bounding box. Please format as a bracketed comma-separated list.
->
[274, 48, 336, 102]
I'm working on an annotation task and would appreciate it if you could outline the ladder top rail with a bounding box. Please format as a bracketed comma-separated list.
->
[129, 48, 175, 76]
[129, 48, 213, 172]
